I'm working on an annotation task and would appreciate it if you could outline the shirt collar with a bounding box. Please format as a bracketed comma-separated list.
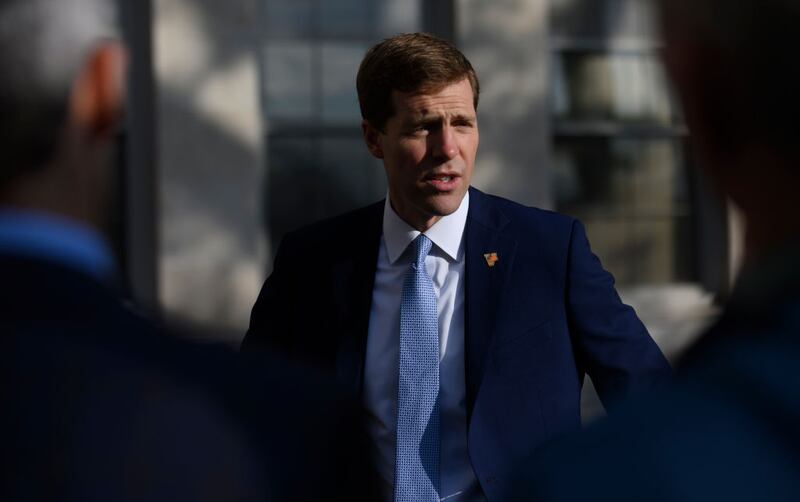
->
[0, 209, 115, 280]
[382, 191, 469, 264]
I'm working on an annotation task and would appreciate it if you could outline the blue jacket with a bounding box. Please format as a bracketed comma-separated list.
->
[244, 187, 671, 500]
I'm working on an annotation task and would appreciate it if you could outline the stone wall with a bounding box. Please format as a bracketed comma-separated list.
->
[154, 0, 267, 338]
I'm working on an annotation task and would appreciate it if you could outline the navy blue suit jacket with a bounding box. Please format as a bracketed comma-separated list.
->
[244, 187, 671, 500]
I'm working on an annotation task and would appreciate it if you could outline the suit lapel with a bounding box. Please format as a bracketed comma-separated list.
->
[464, 188, 517, 422]
[332, 201, 383, 398]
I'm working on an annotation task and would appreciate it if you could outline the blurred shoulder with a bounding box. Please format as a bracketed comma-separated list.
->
[521, 336, 800, 502]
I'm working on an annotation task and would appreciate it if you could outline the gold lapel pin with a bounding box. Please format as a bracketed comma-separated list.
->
[484, 252, 499, 268]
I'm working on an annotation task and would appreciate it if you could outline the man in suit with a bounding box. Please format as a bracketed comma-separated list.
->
[0, 0, 374, 499]
[518, 1, 800, 500]
[244, 32, 670, 501]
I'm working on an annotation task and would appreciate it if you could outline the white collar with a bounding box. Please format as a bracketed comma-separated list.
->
[382, 191, 469, 264]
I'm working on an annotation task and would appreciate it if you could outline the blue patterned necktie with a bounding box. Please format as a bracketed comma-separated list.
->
[395, 234, 440, 502]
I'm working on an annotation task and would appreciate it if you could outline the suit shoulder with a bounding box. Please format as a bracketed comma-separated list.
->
[277, 201, 383, 253]
[476, 190, 577, 232]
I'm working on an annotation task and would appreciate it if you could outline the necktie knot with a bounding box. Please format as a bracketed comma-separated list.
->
[412, 234, 433, 268]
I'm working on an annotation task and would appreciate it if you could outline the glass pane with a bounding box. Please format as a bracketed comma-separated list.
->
[551, 0, 656, 41]
[630, 219, 677, 283]
[264, 0, 314, 38]
[553, 137, 636, 216]
[551, 0, 612, 40]
[263, 44, 315, 120]
[320, 137, 386, 214]
[321, 44, 367, 124]
[319, 0, 372, 37]
[631, 140, 686, 215]
[554, 138, 695, 284]
[552, 53, 570, 118]
[376, 0, 422, 36]
[552, 51, 674, 124]
[581, 216, 692, 284]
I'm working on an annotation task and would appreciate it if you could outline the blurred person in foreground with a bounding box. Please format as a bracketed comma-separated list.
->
[243, 32, 671, 501]
[515, 1, 800, 500]
[0, 0, 374, 500]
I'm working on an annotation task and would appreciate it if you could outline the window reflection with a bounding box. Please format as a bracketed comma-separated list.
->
[320, 137, 386, 213]
[551, 0, 657, 41]
[375, 0, 421, 35]
[549, 0, 702, 287]
[264, 1, 314, 38]
[321, 43, 369, 123]
[260, 0, 420, 251]
[263, 44, 314, 120]
[552, 51, 673, 124]
[320, 0, 372, 37]
[554, 138, 695, 284]
[266, 135, 385, 247]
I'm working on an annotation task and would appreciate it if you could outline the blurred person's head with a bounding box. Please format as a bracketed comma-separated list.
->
[357, 33, 480, 231]
[658, 0, 800, 260]
[0, 0, 125, 228]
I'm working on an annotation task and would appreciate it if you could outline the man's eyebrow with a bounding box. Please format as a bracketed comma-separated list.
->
[452, 113, 476, 122]
[405, 115, 438, 126]
[412, 110, 435, 121]
[411, 111, 476, 122]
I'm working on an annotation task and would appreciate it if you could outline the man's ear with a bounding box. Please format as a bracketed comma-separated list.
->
[69, 41, 128, 139]
[362, 119, 384, 159]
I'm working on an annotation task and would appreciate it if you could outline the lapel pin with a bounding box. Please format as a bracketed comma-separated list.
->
[484, 252, 499, 268]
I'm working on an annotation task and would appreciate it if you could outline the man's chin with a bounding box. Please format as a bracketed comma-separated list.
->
[424, 192, 466, 217]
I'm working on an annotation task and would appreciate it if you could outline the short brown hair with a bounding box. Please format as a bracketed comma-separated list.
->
[356, 32, 480, 131]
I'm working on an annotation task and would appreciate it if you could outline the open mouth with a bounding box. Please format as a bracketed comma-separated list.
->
[424, 173, 460, 191]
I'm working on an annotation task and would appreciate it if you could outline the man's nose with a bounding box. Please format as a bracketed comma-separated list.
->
[429, 126, 458, 161]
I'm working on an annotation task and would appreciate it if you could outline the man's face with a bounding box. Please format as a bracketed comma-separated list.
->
[363, 78, 479, 231]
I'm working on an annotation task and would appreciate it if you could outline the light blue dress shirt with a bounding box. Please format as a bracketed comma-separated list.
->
[0, 209, 114, 280]
[364, 192, 485, 501]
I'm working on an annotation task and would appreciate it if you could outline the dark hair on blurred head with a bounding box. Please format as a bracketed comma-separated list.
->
[356, 32, 480, 131]
[660, 0, 800, 158]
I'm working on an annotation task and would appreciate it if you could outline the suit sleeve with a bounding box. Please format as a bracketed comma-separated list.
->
[241, 234, 296, 354]
[564, 219, 672, 408]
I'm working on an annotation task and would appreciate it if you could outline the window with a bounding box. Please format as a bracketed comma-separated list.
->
[549, 0, 722, 287]
[259, 0, 423, 249]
